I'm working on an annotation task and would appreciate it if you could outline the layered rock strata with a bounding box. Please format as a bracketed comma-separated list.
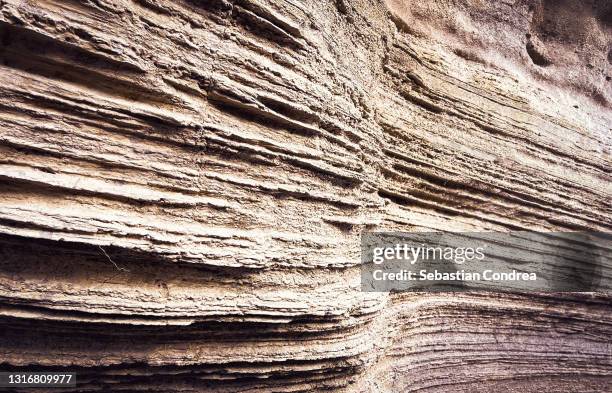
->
[0, 0, 610, 391]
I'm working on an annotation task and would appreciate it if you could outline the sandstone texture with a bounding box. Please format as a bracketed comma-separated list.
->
[0, 0, 610, 391]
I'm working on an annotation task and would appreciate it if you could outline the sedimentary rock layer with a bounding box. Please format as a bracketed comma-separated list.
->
[0, 0, 610, 391]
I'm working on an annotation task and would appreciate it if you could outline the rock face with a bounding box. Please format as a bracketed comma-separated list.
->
[0, 0, 610, 391]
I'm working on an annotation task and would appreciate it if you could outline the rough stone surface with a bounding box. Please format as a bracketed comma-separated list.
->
[0, 0, 610, 391]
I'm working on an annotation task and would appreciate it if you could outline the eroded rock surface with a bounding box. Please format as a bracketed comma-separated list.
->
[0, 0, 610, 391]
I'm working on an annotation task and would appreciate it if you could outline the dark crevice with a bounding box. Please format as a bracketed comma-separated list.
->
[0, 22, 182, 106]
[526, 40, 551, 66]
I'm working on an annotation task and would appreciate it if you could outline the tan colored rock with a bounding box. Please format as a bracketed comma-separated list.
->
[0, 0, 610, 391]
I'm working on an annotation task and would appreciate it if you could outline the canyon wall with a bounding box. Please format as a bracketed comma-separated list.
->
[0, 0, 610, 391]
